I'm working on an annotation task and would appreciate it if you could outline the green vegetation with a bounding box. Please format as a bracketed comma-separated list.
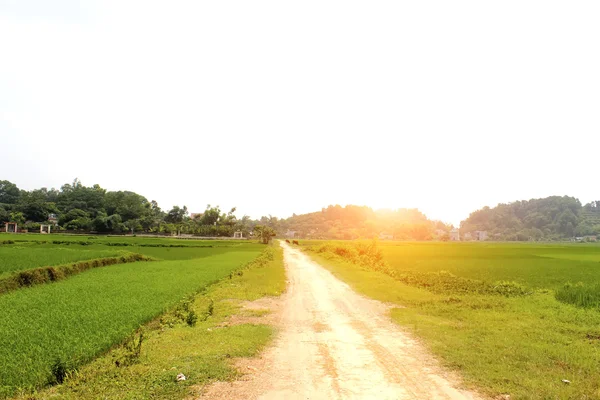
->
[0, 252, 153, 294]
[0, 244, 262, 397]
[268, 205, 450, 240]
[303, 240, 600, 399]
[15, 245, 286, 400]
[0, 178, 260, 236]
[461, 195, 600, 240]
[0, 244, 124, 277]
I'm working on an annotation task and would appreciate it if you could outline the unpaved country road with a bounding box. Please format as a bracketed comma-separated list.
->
[202, 242, 481, 400]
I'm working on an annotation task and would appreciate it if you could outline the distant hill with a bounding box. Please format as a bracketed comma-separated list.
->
[271, 205, 451, 240]
[460, 196, 600, 241]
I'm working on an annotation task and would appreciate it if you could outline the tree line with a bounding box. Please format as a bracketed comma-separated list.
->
[251, 205, 453, 240]
[460, 196, 600, 241]
[0, 179, 258, 236]
[2, 178, 597, 240]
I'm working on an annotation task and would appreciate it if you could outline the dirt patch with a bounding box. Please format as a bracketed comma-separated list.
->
[217, 297, 282, 328]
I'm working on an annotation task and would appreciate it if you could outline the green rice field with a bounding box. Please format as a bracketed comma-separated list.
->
[0, 244, 124, 277]
[0, 234, 263, 397]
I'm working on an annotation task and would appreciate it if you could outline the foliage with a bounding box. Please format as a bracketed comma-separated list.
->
[461, 195, 600, 240]
[0, 178, 261, 237]
[0, 180, 20, 204]
[254, 225, 276, 244]
[273, 204, 450, 240]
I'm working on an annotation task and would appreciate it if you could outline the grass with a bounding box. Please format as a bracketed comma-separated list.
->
[0, 246, 262, 398]
[303, 240, 600, 399]
[17, 244, 286, 399]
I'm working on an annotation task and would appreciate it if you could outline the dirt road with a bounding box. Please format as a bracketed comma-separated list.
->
[202, 242, 480, 400]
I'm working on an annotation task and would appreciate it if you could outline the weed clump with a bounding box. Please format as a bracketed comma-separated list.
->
[114, 331, 144, 367]
[49, 358, 74, 384]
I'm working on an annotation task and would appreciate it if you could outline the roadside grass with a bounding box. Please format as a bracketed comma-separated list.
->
[18, 244, 286, 400]
[305, 242, 600, 400]
[0, 248, 262, 398]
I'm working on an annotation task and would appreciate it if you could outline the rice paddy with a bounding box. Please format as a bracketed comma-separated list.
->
[0, 234, 264, 398]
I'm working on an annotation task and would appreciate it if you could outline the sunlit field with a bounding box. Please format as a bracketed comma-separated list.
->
[0, 234, 265, 398]
[300, 240, 600, 399]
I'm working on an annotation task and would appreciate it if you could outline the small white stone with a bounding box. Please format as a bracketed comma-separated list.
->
[176, 373, 186, 382]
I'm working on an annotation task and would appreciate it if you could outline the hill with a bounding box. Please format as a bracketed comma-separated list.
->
[460, 196, 600, 240]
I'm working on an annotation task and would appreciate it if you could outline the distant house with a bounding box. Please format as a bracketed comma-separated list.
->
[450, 229, 460, 241]
[190, 213, 202, 220]
[463, 232, 473, 241]
[584, 235, 598, 242]
[284, 230, 297, 239]
[48, 214, 58, 226]
[379, 232, 394, 240]
[475, 231, 488, 241]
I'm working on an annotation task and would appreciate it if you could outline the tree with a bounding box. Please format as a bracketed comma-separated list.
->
[0, 206, 8, 223]
[254, 225, 276, 244]
[9, 211, 25, 224]
[0, 180, 20, 205]
[104, 191, 151, 222]
[164, 205, 188, 224]
[57, 179, 105, 217]
[59, 209, 90, 227]
[17, 189, 58, 222]
[199, 205, 220, 226]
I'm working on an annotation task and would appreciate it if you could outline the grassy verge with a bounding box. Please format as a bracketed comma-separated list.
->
[17, 244, 286, 399]
[303, 246, 600, 400]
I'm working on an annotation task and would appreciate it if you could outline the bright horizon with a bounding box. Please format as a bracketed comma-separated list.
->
[2, 1, 599, 226]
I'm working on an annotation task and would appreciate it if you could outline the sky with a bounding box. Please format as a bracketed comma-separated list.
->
[1, 0, 599, 225]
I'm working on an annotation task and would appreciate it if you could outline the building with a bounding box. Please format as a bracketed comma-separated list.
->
[4, 222, 18, 233]
[450, 229, 460, 241]
[463, 232, 473, 241]
[48, 214, 58, 226]
[379, 232, 394, 240]
[284, 230, 297, 239]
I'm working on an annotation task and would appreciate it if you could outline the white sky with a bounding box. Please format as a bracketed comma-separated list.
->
[1, 1, 599, 225]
